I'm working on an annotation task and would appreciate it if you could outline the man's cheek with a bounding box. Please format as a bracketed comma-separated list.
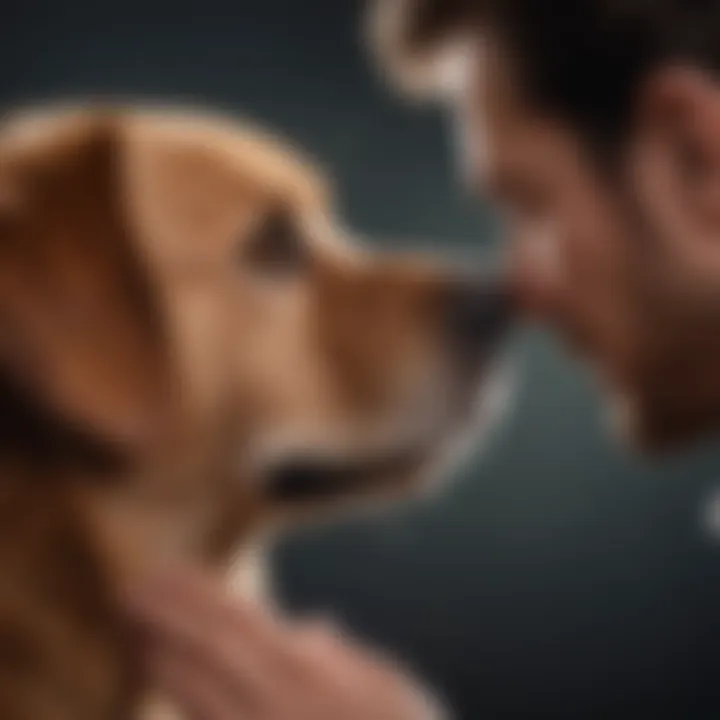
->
[562, 216, 631, 311]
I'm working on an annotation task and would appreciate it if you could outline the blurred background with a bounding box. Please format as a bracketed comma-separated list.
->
[3, 1, 720, 717]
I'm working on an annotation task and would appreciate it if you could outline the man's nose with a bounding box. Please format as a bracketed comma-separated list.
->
[509, 229, 564, 319]
[443, 275, 515, 361]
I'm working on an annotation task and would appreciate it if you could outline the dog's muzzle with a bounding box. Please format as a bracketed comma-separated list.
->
[442, 273, 515, 367]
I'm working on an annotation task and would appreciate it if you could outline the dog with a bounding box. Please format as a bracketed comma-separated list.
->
[0, 103, 513, 719]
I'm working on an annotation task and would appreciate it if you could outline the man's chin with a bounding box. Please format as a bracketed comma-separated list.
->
[605, 392, 720, 455]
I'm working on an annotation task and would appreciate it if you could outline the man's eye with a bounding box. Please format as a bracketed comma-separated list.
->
[239, 210, 310, 276]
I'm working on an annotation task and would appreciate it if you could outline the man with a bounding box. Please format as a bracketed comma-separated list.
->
[371, 0, 720, 453]
[127, 0, 720, 716]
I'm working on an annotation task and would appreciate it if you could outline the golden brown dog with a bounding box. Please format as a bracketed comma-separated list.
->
[0, 104, 512, 719]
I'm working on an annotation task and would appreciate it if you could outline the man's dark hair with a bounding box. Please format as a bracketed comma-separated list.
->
[372, 0, 720, 147]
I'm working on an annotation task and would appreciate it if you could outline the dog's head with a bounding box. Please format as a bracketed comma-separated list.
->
[0, 106, 513, 531]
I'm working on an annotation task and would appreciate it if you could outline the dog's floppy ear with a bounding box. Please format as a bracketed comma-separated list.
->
[0, 113, 175, 460]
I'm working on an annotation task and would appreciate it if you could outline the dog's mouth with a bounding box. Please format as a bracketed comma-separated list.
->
[264, 444, 427, 504]
[263, 362, 515, 506]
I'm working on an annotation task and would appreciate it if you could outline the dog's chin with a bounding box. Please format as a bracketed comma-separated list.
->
[262, 357, 517, 513]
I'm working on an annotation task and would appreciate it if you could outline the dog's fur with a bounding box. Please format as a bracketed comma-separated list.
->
[0, 104, 510, 719]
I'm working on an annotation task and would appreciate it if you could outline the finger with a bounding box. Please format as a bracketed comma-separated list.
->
[126, 570, 294, 703]
[135, 608, 282, 708]
[295, 619, 387, 672]
[145, 643, 255, 720]
[287, 619, 391, 701]
[126, 567, 290, 658]
[293, 625, 442, 720]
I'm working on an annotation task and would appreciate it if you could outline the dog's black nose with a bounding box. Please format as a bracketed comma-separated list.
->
[443, 276, 514, 361]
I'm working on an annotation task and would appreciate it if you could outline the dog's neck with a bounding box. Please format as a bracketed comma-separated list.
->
[76, 462, 271, 600]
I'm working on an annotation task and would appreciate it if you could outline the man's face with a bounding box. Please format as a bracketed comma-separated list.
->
[455, 40, 720, 450]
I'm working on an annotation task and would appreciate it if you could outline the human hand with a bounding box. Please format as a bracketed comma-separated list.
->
[125, 568, 447, 720]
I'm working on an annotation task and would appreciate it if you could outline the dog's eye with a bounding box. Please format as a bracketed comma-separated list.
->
[240, 210, 309, 276]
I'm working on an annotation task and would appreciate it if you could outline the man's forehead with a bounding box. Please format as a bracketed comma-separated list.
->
[426, 38, 488, 188]
[372, 6, 525, 123]
[385, 30, 544, 192]
[449, 43, 529, 195]
[448, 41, 563, 187]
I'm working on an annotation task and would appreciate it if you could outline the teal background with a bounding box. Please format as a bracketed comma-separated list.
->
[3, 0, 720, 716]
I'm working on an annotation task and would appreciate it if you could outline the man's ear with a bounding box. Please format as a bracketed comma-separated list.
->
[634, 66, 720, 226]
[0, 113, 176, 459]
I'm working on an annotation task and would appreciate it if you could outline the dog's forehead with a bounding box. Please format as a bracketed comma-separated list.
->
[0, 105, 330, 218]
[119, 109, 337, 271]
[126, 110, 330, 211]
